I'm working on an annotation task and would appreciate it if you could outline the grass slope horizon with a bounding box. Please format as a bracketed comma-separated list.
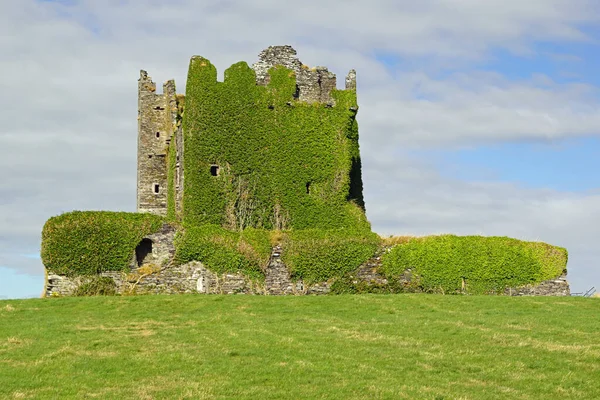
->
[1, 295, 599, 399]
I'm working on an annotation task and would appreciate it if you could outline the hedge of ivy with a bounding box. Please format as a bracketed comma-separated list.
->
[380, 235, 568, 294]
[181, 58, 366, 231]
[41, 211, 164, 276]
[281, 228, 379, 284]
[173, 224, 272, 280]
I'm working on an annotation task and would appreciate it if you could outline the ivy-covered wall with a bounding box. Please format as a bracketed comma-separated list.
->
[380, 235, 568, 294]
[181, 58, 366, 231]
[41, 211, 164, 277]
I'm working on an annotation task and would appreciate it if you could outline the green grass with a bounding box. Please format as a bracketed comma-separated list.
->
[1, 295, 599, 399]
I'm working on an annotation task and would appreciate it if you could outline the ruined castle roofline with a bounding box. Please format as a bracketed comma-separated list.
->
[138, 70, 157, 93]
[184, 45, 356, 105]
[140, 46, 356, 102]
[251, 45, 355, 105]
[345, 69, 356, 90]
[138, 70, 180, 97]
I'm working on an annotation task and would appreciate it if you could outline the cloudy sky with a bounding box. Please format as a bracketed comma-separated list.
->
[1, 0, 599, 299]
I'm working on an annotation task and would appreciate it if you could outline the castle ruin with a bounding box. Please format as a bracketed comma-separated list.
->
[136, 45, 361, 223]
[43, 45, 570, 297]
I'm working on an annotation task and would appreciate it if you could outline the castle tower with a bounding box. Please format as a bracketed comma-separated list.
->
[136, 71, 176, 215]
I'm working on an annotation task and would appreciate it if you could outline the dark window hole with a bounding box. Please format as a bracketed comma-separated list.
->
[135, 238, 153, 266]
[154, 106, 165, 110]
[210, 165, 219, 176]
[154, 184, 160, 193]
[156, 132, 160, 138]
[306, 182, 311, 194]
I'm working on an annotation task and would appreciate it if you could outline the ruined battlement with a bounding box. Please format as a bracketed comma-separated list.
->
[252, 45, 356, 105]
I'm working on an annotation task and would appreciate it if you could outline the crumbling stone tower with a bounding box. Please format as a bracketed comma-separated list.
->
[137, 45, 364, 230]
[136, 73, 179, 215]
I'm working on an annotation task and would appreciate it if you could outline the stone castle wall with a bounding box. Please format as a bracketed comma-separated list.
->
[45, 231, 571, 297]
[137, 72, 178, 216]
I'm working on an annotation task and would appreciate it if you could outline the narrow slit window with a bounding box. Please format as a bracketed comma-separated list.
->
[306, 182, 311, 194]
[154, 184, 160, 194]
[210, 165, 219, 176]
[156, 132, 160, 138]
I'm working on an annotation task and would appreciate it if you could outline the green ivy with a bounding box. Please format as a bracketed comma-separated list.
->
[166, 139, 177, 222]
[329, 275, 416, 295]
[380, 235, 568, 294]
[173, 224, 272, 280]
[181, 58, 366, 231]
[281, 228, 379, 284]
[41, 211, 164, 276]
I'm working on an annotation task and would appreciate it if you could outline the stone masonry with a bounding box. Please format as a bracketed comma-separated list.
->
[45, 232, 571, 297]
[252, 45, 354, 105]
[137, 72, 179, 216]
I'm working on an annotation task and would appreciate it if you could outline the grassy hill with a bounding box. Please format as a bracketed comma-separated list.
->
[1, 294, 599, 399]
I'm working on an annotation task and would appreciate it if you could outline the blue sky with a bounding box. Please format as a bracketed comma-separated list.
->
[0, 267, 43, 299]
[1, 0, 600, 298]
[418, 137, 600, 192]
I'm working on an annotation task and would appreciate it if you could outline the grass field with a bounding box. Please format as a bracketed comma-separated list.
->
[1, 294, 599, 399]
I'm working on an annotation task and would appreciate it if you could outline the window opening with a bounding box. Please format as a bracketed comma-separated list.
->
[210, 165, 219, 176]
[156, 132, 160, 138]
[154, 184, 160, 193]
[306, 182, 311, 194]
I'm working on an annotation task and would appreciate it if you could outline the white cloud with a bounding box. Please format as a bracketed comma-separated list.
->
[359, 72, 600, 147]
[0, 0, 599, 294]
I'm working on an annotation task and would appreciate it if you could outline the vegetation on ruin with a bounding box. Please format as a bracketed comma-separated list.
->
[1, 295, 599, 399]
[40, 58, 569, 289]
[380, 235, 568, 294]
[181, 58, 364, 231]
[173, 225, 272, 280]
[41, 211, 164, 276]
[72, 276, 118, 297]
[166, 139, 177, 221]
[161, 57, 377, 282]
[281, 228, 379, 284]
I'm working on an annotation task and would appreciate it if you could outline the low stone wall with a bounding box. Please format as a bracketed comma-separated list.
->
[45, 240, 571, 297]
[505, 275, 570, 296]
[46, 264, 254, 297]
